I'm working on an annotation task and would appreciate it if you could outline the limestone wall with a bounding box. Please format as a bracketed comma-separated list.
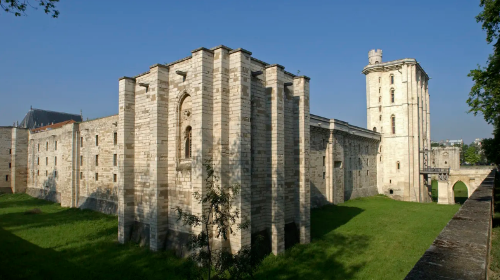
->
[0, 127, 13, 193]
[310, 116, 380, 208]
[118, 46, 311, 255]
[430, 147, 460, 170]
[28, 123, 76, 205]
[363, 52, 431, 202]
[78, 115, 119, 214]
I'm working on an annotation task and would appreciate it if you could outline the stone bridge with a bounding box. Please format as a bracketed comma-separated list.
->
[434, 166, 493, 204]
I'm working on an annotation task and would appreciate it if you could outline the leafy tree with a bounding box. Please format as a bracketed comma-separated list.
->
[175, 161, 260, 280]
[465, 145, 481, 165]
[482, 126, 500, 164]
[1, 0, 59, 17]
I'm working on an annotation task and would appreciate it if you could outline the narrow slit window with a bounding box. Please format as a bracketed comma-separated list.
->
[95, 155, 99, 166]
[95, 135, 99, 146]
[80, 156, 83, 165]
[323, 172, 325, 179]
[391, 89, 395, 103]
[397, 161, 400, 170]
[114, 132, 117, 145]
[323, 156, 326, 166]
[37, 157, 39, 165]
[390, 75, 394, 84]
[46, 142, 48, 151]
[5, 175, 8, 181]
[80, 172, 83, 180]
[9, 163, 11, 168]
[379, 105, 382, 112]
[113, 174, 117, 182]
[54, 156, 57, 166]
[46, 157, 48, 165]
[81, 137, 83, 147]
[378, 96, 381, 103]
[113, 154, 117, 166]
[9, 149, 11, 154]
[391, 115, 396, 134]
[38, 144, 40, 152]
[95, 173, 98, 181]
[55, 141, 57, 151]
[185, 126, 192, 159]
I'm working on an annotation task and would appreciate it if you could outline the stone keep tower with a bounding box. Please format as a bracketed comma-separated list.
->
[362, 49, 431, 202]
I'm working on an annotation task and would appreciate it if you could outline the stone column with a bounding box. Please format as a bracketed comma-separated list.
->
[228, 48, 252, 253]
[118, 77, 136, 244]
[266, 64, 285, 254]
[437, 179, 450, 205]
[293, 76, 310, 244]
[148, 64, 170, 251]
[190, 48, 214, 238]
[71, 123, 80, 207]
[212, 46, 231, 192]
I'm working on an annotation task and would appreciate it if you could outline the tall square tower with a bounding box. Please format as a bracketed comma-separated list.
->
[362, 50, 431, 202]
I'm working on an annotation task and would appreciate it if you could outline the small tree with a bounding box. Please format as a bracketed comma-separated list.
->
[1, 0, 59, 17]
[175, 161, 257, 280]
[465, 145, 481, 165]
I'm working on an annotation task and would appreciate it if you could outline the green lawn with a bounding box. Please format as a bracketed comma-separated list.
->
[0, 194, 460, 280]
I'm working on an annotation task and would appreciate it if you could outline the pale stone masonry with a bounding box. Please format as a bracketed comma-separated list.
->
[430, 146, 460, 170]
[10, 46, 462, 256]
[363, 50, 431, 202]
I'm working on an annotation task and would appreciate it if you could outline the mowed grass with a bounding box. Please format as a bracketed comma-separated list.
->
[0, 194, 460, 280]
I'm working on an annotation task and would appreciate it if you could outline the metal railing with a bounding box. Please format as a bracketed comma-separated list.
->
[420, 167, 450, 174]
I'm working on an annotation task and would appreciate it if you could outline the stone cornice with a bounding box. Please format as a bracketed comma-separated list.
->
[149, 63, 169, 70]
[210, 45, 233, 51]
[229, 48, 252, 55]
[191, 47, 214, 54]
[310, 114, 381, 141]
[362, 58, 429, 80]
[294, 75, 311, 81]
[265, 64, 285, 70]
[118, 76, 136, 82]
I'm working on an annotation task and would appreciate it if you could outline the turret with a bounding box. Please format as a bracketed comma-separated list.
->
[368, 49, 383, 65]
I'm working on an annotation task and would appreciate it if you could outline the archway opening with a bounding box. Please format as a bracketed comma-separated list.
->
[431, 179, 438, 202]
[453, 181, 468, 204]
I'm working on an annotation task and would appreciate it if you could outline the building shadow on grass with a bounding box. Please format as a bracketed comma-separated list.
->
[254, 204, 366, 279]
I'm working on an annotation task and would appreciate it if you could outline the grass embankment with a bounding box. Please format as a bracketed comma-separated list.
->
[0, 194, 459, 280]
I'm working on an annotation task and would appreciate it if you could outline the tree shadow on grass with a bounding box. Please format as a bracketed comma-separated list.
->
[0, 193, 57, 210]
[310, 204, 364, 239]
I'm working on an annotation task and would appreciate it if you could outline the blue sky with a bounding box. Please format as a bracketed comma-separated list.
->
[0, 0, 493, 144]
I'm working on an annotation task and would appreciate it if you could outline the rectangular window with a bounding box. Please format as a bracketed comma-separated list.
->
[322, 156, 325, 166]
[46, 157, 48, 165]
[114, 132, 117, 145]
[96, 135, 98, 146]
[9, 149, 11, 154]
[55, 156, 57, 166]
[38, 144, 40, 152]
[95, 155, 98, 166]
[80, 156, 83, 165]
[9, 163, 11, 168]
[5, 175, 8, 181]
[113, 154, 117, 166]
[81, 137, 83, 147]
[80, 172, 83, 179]
[95, 173, 98, 181]
[54, 171, 57, 177]
[113, 174, 117, 182]
[55, 141, 57, 151]
[37, 157, 39, 165]
[334, 161, 342, 168]
[37, 170, 39, 176]
[323, 172, 325, 179]
[46, 142, 48, 151]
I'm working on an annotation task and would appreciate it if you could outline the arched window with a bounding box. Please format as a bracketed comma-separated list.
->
[379, 106, 382, 112]
[373, 127, 377, 132]
[390, 75, 394, 84]
[179, 94, 192, 160]
[185, 126, 192, 159]
[391, 88, 395, 103]
[397, 161, 400, 170]
[391, 115, 396, 134]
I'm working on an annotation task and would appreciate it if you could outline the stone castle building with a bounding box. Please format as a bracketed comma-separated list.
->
[1, 46, 437, 254]
[363, 49, 431, 202]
